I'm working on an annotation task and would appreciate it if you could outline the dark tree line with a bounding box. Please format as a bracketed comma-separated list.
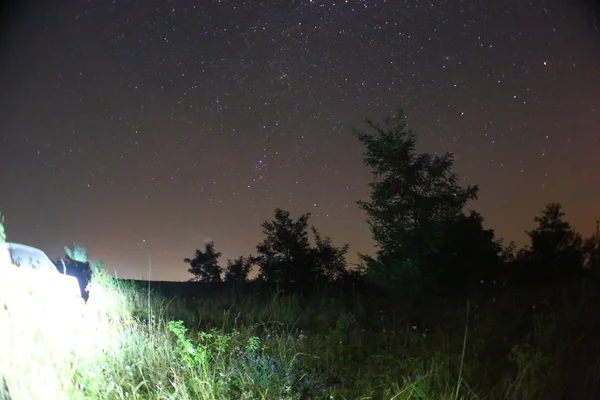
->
[183, 109, 600, 298]
[183, 209, 350, 285]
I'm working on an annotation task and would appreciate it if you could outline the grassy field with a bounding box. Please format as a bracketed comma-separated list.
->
[2, 267, 599, 400]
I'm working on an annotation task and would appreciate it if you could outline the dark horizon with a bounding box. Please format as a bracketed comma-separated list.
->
[1, 0, 599, 281]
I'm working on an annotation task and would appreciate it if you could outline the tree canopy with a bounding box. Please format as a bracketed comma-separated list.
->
[184, 242, 223, 282]
[518, 202, 584, 283]
[223, 256, 252, 284]
[354, 109, 482, 297]
[253, 208, 349, 285]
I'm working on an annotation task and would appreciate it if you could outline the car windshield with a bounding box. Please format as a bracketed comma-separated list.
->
[7, 243, 58, 273]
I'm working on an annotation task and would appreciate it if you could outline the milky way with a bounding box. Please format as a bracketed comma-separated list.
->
[1, 0, 599, 280]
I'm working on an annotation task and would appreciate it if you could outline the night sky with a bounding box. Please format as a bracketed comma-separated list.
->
[1, 0, 599, 281]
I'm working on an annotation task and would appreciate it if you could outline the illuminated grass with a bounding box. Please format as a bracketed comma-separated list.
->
[2, 265, 569, 399]
[1, 269, 330, 399]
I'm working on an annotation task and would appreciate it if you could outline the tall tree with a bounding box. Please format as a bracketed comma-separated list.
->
[254, 209, 314, 284]
[253, 208, 349, 285]
[528, 203, 578, 256]
[223, 256, 253, 284]
[184, 242, 223, 282]
[354, 109, 478, 297]
[521, 203, 583, 283]
[310, 226, 350, 281]
[429, 210, 503, 296]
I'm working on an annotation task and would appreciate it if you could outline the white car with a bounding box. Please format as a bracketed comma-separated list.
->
[0, 242, 85, 320]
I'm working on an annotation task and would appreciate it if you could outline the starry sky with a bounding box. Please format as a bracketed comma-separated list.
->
[1, 0, 599, 281]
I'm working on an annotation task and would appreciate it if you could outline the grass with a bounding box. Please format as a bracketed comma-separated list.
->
[2, 266, 599, 399]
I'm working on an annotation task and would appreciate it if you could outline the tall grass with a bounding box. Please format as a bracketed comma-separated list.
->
[2, 266, 595, 399]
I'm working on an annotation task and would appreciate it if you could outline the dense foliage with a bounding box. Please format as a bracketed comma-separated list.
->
[184, 242, 223, 282]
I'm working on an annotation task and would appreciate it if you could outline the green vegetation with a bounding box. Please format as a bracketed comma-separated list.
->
[0, 212, 6, 244]
[0, 213, 10, 266]
[3, 263, 600, 399]
[65, 242, 89, 264]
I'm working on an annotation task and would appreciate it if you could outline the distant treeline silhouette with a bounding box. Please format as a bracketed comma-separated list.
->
[179, 110, 600, 303]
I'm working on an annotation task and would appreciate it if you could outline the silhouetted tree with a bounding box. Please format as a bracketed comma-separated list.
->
[254, 209, 315, 284]
[519, 203, 584, 284]
[354, 109, 478, 299]
[429, 210, 503, 296]
[184, 242, 223, 282]
[310, 226, 350, 281]
[491, 239, 521, 287]
[499, 240, 519, 264]
[528, 203, 577, 256]
[223, 256, 252, 284]
[582, 221, 600, 270]
[253, 208, 349, 285]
